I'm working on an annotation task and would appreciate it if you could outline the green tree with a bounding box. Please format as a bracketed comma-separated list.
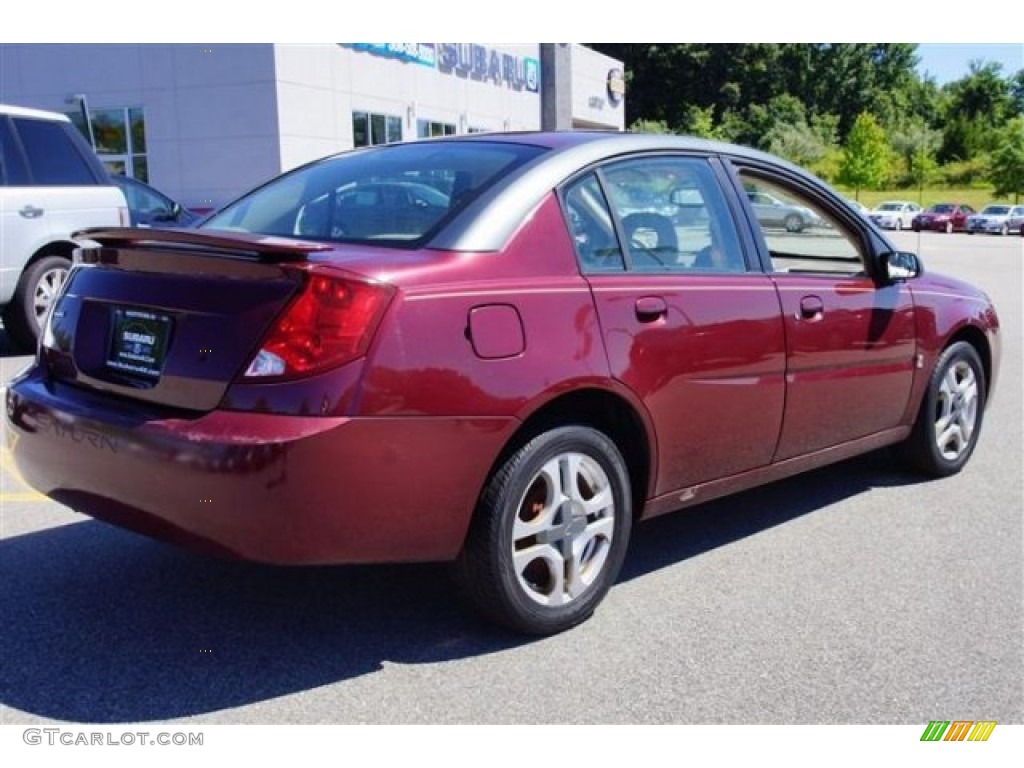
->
[839, 112, 890, 198]
[892, 121, 941, 200]
[629, 118, 673, 134]
[766, 121, 828, 167]
[939, 61, 1014, 161]
[990, 117, 1024, 203]
[1009, 69, 1024, 116]
[679, 104, 721, 139]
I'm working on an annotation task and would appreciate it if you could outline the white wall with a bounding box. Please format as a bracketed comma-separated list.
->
[1, 43, 283, 208]
[570, 45, 626, 130]
[1, 43, 625, 208]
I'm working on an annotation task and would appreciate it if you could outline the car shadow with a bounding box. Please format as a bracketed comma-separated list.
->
[0, 327, 22, 357]
[0, 450, 921, 723]
[620, 449, 918, 582]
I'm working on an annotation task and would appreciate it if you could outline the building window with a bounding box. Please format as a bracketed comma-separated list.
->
[67, 106, 148, 181]
[353, 111, 403, 147]
[416, 119, 456, 139]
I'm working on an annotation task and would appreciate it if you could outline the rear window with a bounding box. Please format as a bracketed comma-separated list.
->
[202, 140, 546, 247]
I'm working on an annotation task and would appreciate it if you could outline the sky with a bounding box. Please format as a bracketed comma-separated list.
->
[915, 44, 1023, 84]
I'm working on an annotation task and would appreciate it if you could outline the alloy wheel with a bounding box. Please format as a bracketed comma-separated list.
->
[32, 264, 68, 325]
[933, 360, 979, 461]
[512, 452, 615, 606]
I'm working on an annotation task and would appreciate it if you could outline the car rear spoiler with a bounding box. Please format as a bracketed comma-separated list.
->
[74, 227, 334, 263]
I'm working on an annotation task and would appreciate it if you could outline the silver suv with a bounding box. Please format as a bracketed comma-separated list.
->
[1, 103, 128, 350]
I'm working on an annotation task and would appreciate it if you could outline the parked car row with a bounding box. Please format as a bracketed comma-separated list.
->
[864, 199, 1024, 236]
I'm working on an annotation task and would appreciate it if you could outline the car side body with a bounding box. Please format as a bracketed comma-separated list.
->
[912, 202, 975, 233]
[868, 200, 921, 230]
[110, 174, 200, 228]
[966, 204, 1024, 235]
[5, 132, 1001, 634]
[745, 190, 822, 232]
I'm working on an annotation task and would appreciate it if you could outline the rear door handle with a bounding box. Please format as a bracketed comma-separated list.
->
[635, 296, 668, 322]
[19, 205, 44, 219]
[797, 295, 824, 321]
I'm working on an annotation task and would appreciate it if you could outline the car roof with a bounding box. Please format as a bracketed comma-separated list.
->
[0, 102, 72, 122]
[420, 130, 828, 251]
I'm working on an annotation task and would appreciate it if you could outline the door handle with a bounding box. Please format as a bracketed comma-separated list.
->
[635, 296, 668, 322]
[19, 205, 44, 219]
[797, 295, 824, 321]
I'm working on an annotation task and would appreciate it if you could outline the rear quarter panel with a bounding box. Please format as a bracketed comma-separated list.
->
[357, 194, 615, 420]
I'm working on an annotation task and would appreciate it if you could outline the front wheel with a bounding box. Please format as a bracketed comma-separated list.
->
[899, 342, 986, 477]
[783, 213, 803, 233]
[455, 426, 632, 635]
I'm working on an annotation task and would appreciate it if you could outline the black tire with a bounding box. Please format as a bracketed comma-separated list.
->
[3, 254, 71, 352]
[899, 341, 986, 477]
[455, 426, 632, 635]
[783, 213, 803, 233]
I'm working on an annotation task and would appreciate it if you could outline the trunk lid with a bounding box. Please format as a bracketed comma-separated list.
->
[41, 228, 334, 411]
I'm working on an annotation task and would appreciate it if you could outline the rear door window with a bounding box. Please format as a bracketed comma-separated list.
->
[563, 155, 748, 275]
[13, 118, 97, 185]
[0, 117, 30, 185]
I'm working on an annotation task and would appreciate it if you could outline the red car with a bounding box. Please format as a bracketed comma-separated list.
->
[6, 133, 1001, 635]
[912, 202, 975, 233]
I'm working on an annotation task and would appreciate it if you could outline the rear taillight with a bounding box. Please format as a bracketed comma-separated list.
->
[244, 269, 394, 379]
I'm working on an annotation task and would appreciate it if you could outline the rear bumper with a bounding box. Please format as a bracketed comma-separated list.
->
[6, 367, 514, 564]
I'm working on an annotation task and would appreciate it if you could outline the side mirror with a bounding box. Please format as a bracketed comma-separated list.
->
[880, 250, 922, 282]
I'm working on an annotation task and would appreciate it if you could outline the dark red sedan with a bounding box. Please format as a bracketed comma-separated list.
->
[912, 202, 975, 233]
[6, 132, 1001, 635]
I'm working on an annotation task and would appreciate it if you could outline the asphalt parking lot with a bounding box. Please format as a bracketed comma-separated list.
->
[1, 230, 1020, 725]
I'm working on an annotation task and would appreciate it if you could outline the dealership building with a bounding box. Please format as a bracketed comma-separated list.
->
[0, 43, 625, 210]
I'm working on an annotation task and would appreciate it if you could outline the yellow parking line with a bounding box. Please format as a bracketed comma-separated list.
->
[0, 491, 47, 502]
[0, 444, 46, 501]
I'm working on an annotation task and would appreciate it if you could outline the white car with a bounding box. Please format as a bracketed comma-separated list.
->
[867, 200, 921, 230]
[1, 103, 128, 349]
[965, 204, 1024, 235]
